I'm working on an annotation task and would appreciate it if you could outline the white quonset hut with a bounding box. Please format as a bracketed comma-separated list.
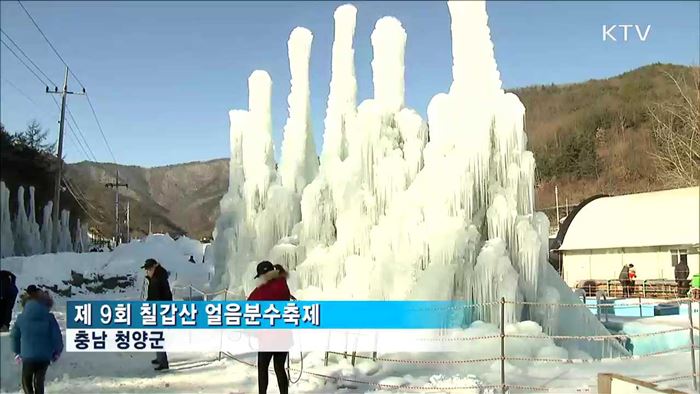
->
[559, 187, 699, 287]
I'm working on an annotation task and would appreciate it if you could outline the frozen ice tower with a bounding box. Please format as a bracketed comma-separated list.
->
[211, 0, 626, 357]
[0, 181, 82, 257]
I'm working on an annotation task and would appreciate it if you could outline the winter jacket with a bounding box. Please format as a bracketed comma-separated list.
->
[618, 266, 629, 282]
[11, 299, 63, 362]
[248, 271, 292, 301]
[0, 270, 18, 300]
[147, 265, 173, 301]
[675, 262, 690, 281]
[247, 270, 293, 350]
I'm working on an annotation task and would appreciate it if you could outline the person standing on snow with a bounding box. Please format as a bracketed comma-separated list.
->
[248, 261, 292, 394]
[142, 258, 172, 371]
[675, 256, 691, 297]
[11, 285, 63, 394]
[0, 270, 19, 331]
[618, 265, 630, 297]
[628, 264, 637, 296]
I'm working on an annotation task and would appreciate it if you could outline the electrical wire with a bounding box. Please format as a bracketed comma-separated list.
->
[0, 28, 57, 86]
[17, 0, 85, 89]
[0, 38, 48, 86]
[17, 0, 118, 165]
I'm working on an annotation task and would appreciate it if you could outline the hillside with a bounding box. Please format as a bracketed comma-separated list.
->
[64, 159, 227, 239]
[516, 63, 697, 214]
[65, 63, 697, 238]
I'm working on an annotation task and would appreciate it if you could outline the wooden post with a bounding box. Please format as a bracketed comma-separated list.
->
[324, 352, 329, 367]
[351, 351, 357, 366]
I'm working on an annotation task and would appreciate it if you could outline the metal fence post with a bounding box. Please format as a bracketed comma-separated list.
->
[688, 299, 698, 392]
[218, 288, 228, 361]
[500, 297, 506, 394]
[638, 296, 643, 318]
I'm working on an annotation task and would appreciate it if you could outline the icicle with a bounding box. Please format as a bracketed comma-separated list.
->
[40, 201, 53, 254]
[0, 182, 15, 257]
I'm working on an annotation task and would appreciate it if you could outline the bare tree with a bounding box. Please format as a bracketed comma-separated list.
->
[649, 68, 700, 187]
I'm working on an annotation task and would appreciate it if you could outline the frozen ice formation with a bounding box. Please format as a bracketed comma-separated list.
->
[0, 181, 87, 257]
[211, 1, 627, 357]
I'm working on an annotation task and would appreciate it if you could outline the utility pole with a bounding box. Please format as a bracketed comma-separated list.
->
[46, 66, 85, 251]
[105, 170, 128, 245]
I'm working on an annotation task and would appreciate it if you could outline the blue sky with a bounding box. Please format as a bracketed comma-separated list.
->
[1, 1, 698, 167]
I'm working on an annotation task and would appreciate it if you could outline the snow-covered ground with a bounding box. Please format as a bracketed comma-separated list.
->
[1, 235, 698, 393]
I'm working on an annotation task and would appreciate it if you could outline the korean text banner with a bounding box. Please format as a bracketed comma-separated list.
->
[67, 301, 470, 329]
[65, 300, 481, 352]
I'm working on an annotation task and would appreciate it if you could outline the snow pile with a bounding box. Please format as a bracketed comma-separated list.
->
[0, 234, 212, 297]
[209, 0, 625, 358]
[0, 181, 88, 257]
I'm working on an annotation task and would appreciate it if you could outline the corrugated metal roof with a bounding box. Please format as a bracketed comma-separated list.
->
[559, 187, 700, 251]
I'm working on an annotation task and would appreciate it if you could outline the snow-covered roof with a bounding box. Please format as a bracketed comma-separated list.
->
[559, 187, 700, 251]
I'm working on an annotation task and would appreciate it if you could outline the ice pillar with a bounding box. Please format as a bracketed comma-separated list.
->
[40, 201, 53, 254]
[242, 70, 275, 218]
[370, 17, 406, 114]
[0, 182, 14, 257]
[321, 4, 357, 167]
[280, 27, 318, 195]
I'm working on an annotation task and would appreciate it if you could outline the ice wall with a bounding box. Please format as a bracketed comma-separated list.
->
[211, 1, 627, 358]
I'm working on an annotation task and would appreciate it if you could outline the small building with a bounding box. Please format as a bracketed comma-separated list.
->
[556, 187, 699, 287]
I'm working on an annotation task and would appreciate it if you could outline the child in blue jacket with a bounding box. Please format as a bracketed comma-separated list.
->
[11, 286, 63, 394]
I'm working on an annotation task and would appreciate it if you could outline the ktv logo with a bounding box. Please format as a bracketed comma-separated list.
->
[602, 24, 651, 42]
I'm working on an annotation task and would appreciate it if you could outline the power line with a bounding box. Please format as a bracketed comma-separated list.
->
[66, 105, 99, 162]
[17, 0, 85, 89]
[48, 95, 95, 162]
[0, 78, 93, 165]
[16, 0, 118, 165]
[1, 27, 99, 164]
[1, 76, 41, 107]
[64, 127, 92, 162]
[0, 28, 57, 87]
[86, 94, 117, 163]
[0, 38, 48, 86]
[62, 177, 103, 225]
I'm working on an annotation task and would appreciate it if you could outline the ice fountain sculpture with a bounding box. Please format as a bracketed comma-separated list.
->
[0, 181, 77, 257]
[211, 1, 626, 357]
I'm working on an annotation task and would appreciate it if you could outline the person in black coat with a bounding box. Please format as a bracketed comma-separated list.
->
[0, 270, 19, 331]
[675, 255, 691, 297]
[142, 259, 172, 370]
